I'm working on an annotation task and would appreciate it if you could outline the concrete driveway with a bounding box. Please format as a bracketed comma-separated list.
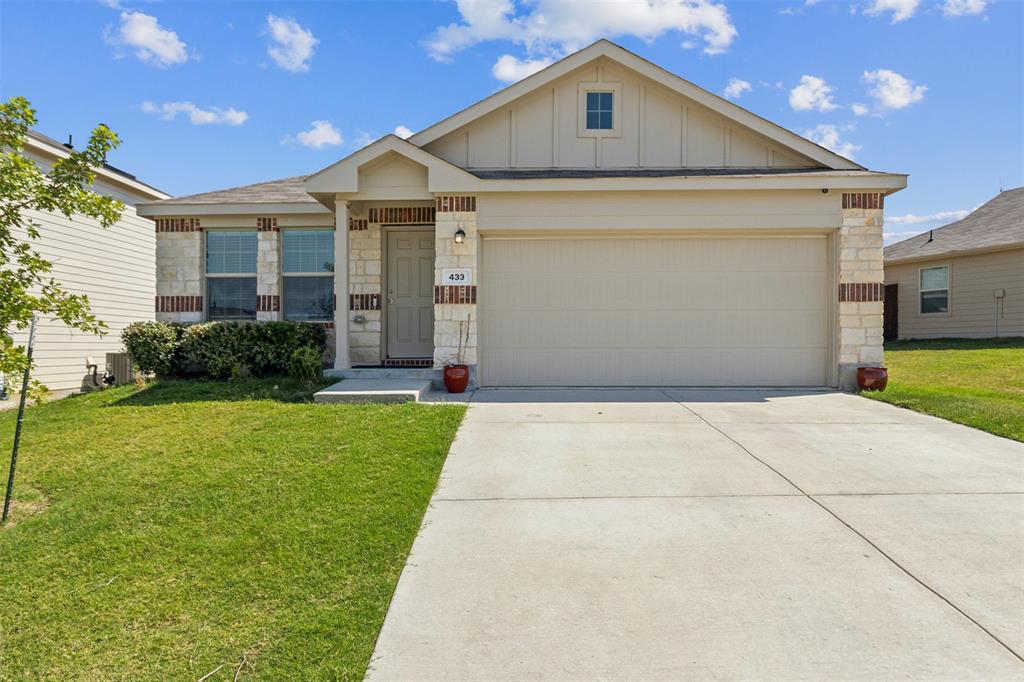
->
[368, 390, 1024, 680]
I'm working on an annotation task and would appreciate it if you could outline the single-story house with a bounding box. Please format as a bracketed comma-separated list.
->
[883, 187, 1023, 340]
[7, 130, 168, 399]
[137, 40, 906, 390]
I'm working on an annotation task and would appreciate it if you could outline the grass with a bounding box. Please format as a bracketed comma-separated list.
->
[0, 378, 466, 680]
[863, 337, 1024, 442]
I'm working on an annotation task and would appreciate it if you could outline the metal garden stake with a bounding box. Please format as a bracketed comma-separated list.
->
[3, 316, 37, 523]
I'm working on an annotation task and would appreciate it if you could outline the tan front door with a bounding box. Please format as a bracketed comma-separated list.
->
[480, 234, 829, 387]
[386, 230, 434, 358]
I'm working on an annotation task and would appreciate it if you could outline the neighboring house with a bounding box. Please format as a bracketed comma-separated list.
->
[883, 188, 1023, 341]
[136, 40, 906, 390]
[7, 131, 169, 397]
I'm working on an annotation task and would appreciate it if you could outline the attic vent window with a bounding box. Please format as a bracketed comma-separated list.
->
[586, 91, 614, 130]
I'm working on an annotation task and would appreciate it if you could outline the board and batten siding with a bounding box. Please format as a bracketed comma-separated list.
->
[8, 170, 160, 395]
[885, 248, 1024, 339]
[424, 57, 819, 171]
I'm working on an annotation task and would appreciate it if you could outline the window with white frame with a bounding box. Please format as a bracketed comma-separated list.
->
[577, 81, 622, 138]
[920, 265, 949, 314]
[585, 91, 614, 130]
[282, 229, 334, 321]
[206, 230, 257, 320]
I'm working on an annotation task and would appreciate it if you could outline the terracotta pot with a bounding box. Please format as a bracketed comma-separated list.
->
[443, 364, 470, 393]
[857, 366, 888, 392]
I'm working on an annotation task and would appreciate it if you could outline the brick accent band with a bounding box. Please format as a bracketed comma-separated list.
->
[155, 218, 201, 233]
[349, 293, 381, 311]
[839, 282, 884, 302]
[257, 217, 278, 232]
[349, 217, 368, 231]
[434, 285, 476, 304]
[256, 294, 280, 312]
[368, 206, 435, 224]
[842, 193, 885, 210]
[156, 295, 202, 313]
[383, 358, 433, 367]
[435, 196, 476, 213]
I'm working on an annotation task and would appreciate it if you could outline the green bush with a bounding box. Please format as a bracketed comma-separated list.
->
[122, 321, 186, 377]
[181, 321, 327, 379]
[124, 321, 326, 379]
[289, 346, 324, 385]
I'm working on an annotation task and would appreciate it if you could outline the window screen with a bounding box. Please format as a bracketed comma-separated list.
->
[586, 91, 614, 130]
[206, 231, 257, 274]
[920, 266, 949, 314]
[208, 278, 257, 320]
[282, 230, 334, 273]
[283, 277, 334, 321]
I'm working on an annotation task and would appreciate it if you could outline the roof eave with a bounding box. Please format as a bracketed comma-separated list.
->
[885, 241, 1024, 266]
[136, 201, 329, 217]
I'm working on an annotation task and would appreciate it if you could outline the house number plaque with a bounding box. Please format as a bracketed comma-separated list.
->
[441, 268, 473, 285]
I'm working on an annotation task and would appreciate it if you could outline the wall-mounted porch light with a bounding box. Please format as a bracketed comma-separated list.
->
[454, 225, 466, 244]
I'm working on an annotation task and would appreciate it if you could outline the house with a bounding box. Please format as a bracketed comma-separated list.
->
[883, 188, 1023, 340]
[136, 40, 907, 390]
[7, 131, 168, 398]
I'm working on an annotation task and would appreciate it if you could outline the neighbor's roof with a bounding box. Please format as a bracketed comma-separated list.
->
[885, 187, 1024, 263]
[154, 175, 316, 204]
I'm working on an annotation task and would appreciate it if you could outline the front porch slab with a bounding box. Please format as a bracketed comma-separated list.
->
[313, 379, 432, 404]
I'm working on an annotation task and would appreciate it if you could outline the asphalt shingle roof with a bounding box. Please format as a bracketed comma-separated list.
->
[884, 187, 1024, 262]
[153, 175, 315, 204]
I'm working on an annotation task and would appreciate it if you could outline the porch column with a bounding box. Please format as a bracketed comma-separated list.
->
[837, 192, 885, 390]
[333, 200, 351, 369]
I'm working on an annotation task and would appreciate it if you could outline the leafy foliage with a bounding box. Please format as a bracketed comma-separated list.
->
[125, 320, 327, 379]
[289, 346, 324, 385]
[121, 321, 187, 377]
[1, 96, 125, 392]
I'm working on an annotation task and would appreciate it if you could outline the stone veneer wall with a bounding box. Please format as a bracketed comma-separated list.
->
[155, 218, 203, 323]
[347, 215, 383, 365]
[837, 192, 886, 390]
[433, 196, 478, 378]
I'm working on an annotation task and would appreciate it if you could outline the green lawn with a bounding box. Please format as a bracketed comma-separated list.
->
[864, 337, 1024, 442]
[0, 379, 465, 680]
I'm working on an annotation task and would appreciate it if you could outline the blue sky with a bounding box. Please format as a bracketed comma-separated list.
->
[2, 0, 1021, 243]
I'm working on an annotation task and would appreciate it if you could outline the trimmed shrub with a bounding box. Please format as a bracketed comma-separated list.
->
[289, 346, 324, 385]
[181, 321, 327, 379]
[122, 321, 186, 377]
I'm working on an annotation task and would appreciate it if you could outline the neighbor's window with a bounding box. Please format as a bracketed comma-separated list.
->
[920, 266, 949, 314]
[206, 230, 257, 320]
[585, 91, 614, 130]
[282, 229, 334, 321]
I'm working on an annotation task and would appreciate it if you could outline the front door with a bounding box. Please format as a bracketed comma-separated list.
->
[386, 231, 434, 358]
[884, 283, 899, 342]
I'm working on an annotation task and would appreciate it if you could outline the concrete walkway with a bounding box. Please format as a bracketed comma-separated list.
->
[368, 389, 1024, 680]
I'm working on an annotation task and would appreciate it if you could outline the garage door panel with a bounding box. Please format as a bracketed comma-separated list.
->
[481, 236, 829, 387]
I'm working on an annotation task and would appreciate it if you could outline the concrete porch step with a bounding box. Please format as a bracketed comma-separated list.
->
[314, 379, 432, 404]
[325, 367, 435, 381]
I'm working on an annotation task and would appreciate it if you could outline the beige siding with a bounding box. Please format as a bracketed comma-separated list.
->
[885, 249, 1024, 339]
[10, 205, 156, 394]
[424, 58, 819, 171]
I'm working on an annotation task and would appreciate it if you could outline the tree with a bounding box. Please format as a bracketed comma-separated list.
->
[1, 96, 124, 397]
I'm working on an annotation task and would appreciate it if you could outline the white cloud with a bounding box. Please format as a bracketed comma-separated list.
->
[851, 103, 870, 116]
[141, 101, 247, 126]
[863, 69, 926, 110]
[722, 77, 751, 100]
[425, 0, 738, 61]
[789, 75, 837, 112]
[491, 54, 554, 83]
[864, 0, 920, 22]
[284, 120, 343, 149]
[108, 11, 187, 67]
[266, 15, 318, 72]
[393, 125, 414, 139]
[942, 0, 986, 16]
[803, 124, 861, 159]
[98, 0, 122, 8]
[887, 209, 971, 225]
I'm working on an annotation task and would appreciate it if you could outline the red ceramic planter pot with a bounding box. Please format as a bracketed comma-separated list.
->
[857, 366, 888, 392]
[443, 364, 470, 393]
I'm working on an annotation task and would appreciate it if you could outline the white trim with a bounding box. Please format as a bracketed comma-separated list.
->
[918, 264, 951, 316]
[577, 82, 622, 138]
[137, 202, 330, 217]
[409, 39, 863, 171]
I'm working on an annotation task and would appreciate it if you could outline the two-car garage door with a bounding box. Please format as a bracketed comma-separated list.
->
[479, 235, 830, 387]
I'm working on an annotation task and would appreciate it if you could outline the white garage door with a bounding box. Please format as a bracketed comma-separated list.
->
[479, 235, 830, 387]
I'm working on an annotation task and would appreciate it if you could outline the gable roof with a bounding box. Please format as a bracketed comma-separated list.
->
[884, 187, 1024, 263]
[409, 39, 863, 171]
